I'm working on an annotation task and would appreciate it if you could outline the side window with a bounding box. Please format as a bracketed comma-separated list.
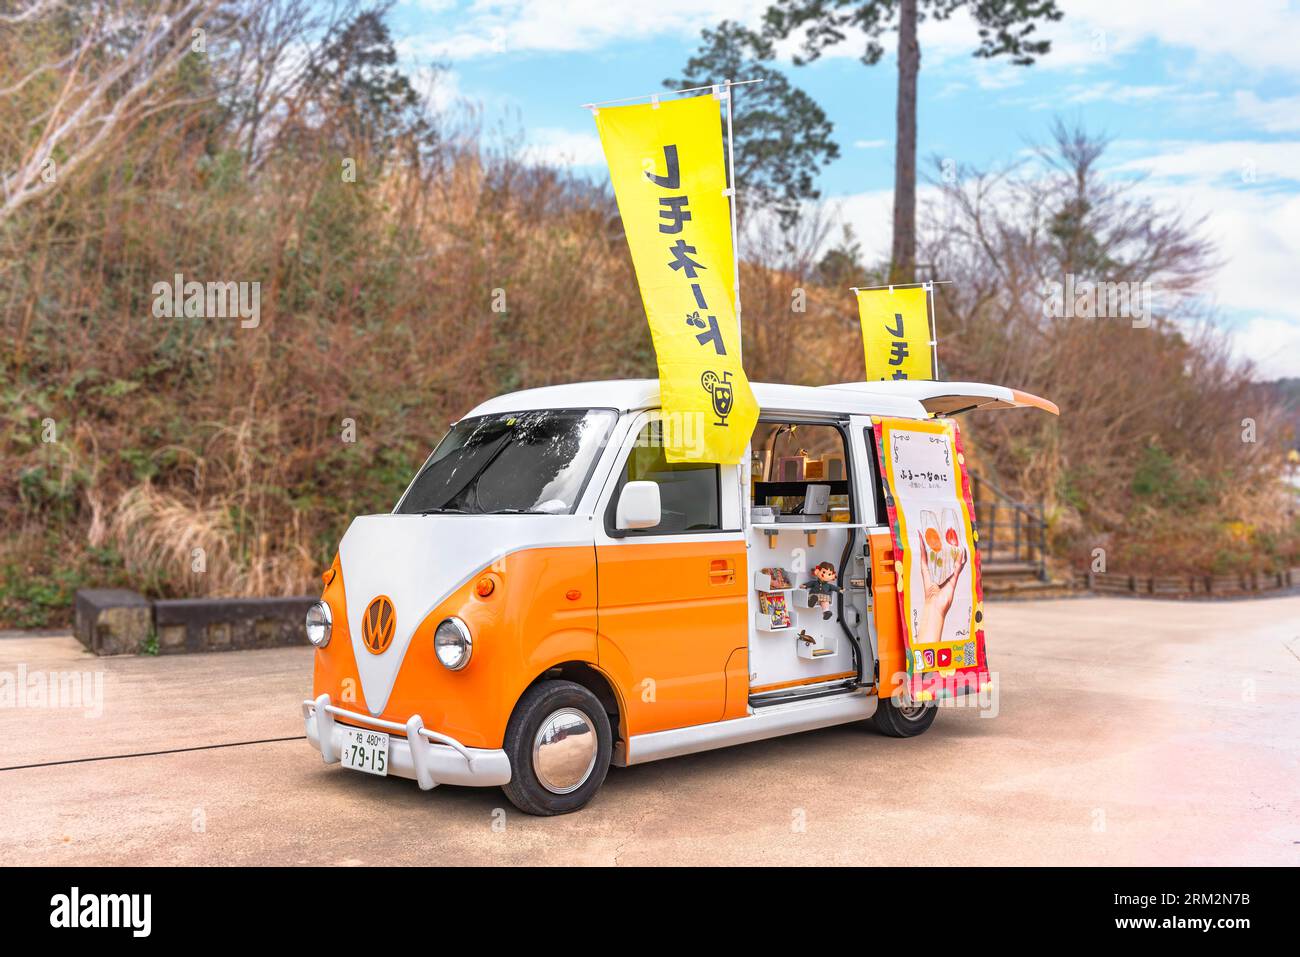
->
[749, 421, 854, 522]
[614, 420, 720, 534]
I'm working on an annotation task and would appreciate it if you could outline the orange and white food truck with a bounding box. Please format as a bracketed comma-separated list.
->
[302, 378, 1057, 814]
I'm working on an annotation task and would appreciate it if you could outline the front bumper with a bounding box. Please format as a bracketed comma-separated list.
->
[302, 694, 511, 789]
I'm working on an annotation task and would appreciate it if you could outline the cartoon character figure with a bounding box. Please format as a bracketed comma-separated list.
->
[804, 561, 840, 620]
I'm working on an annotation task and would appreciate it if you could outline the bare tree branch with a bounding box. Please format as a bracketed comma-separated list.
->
[1, 0, 227, 224]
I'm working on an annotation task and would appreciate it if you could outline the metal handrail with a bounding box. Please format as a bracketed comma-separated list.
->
[969, 471, 1048, 581]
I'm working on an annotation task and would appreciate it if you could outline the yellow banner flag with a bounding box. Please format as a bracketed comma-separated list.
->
[856, 286, 935, 381]
[594, 94, 758, 464]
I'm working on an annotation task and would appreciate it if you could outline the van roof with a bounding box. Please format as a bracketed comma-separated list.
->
[464, 378, 930, 420]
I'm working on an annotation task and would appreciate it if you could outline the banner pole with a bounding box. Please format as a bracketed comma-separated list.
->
[722, 79, 743, 362]
[722, 79, 748, 530]
[849, 279, 952, 293]
[581, 78, 763, 111]
[926, 280, 939, 379]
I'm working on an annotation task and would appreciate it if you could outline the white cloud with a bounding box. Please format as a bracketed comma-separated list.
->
[399, 0, 769, 60]
[823, 188, 893, 262]
[1234, 90, 1300, 133]
[1139, 182, 1300, 353]
[1066, 83, 1196, 104]
[1058, 0, 1300, 74]
[854, 139, 887, 149]
[933, 0, 1300, 74]
[818, 186, 944, 265]
[1007, 82, 1221, 113]
[1108, 139, 1300, 186]
[1232, 316, 1300, 379]
[1097, 141, 1300, 377]
[521, 127, 605, 167]
[410, 66, 462, 113]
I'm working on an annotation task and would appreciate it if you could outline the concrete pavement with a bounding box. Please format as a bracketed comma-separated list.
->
[2, 596, 1297, 865]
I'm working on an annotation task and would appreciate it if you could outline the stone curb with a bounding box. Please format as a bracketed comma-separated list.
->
[74, 589, 315, 656]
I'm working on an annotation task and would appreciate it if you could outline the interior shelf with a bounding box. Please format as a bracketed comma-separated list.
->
[753, 569, 795, 591]
[795, 630, 839, 660]
[751, 522, 866, 549]
[750, 522, 868, 530]
[754, 612, 793, 633]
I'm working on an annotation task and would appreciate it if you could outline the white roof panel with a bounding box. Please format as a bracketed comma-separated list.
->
[462, 379, 928, 421]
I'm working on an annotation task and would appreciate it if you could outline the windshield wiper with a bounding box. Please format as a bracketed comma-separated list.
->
[418, 506, 469, 515]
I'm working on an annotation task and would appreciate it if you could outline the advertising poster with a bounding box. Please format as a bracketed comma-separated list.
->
[872, 416, 989, 701]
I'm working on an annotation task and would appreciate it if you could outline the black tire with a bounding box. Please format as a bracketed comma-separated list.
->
[500, 679, 612, 816]
[871, 695, 938, 738]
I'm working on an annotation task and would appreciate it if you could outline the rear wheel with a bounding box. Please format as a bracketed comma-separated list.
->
[871, 695, 938, 738]
[501, 680, 611, 816]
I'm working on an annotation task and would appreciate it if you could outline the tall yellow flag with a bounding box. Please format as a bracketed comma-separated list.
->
[856, 286, 935, 381]
[594, 94, 758, 464]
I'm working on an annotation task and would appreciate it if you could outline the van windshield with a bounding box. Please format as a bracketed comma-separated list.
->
[395, 408, 616, 516]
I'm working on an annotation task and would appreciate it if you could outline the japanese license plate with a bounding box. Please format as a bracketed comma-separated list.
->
[340, 727, 389, 777]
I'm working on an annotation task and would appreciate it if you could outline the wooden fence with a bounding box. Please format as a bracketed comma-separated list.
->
[1075, 568, 1300, 597]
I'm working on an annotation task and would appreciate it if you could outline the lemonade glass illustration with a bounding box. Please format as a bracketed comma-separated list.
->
[941, 507, 962, 583]
[920, 510, 944, 583]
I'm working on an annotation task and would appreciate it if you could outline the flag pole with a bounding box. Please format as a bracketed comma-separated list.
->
[925, 280, 940, 379]
[720, 79, 747, 527]
[721, 79, 742, 362]
[849, 280, 952, 292]
[581, 78, 763, 111]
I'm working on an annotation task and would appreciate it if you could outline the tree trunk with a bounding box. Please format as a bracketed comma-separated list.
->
[890, 0, 919, 284]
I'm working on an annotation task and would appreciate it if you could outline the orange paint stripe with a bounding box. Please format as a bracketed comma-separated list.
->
[1010, 388, 1060, 416]
[750, 670, 858, 695]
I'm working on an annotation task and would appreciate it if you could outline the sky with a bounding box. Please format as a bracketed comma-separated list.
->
[388, 0, 1300, 380]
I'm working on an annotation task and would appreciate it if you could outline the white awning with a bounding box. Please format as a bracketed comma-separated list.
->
[823, 380, 1059, 416]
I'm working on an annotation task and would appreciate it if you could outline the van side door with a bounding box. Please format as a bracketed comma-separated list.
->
[594, 412, 747, 736]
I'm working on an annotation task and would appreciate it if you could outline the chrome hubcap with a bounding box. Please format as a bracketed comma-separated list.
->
[898, 702, 928, 721]
[532, 708, 598, 794]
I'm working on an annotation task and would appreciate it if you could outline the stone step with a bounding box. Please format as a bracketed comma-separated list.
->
[980, 561, 1042, 578]
[983, 578, 1076, 598]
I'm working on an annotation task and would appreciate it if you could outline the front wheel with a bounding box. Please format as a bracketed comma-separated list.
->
[501, 680, 611, 816]
[871, 695, 938, 738]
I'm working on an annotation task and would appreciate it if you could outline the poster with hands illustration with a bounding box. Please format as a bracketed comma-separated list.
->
[872, 416, 989, 702]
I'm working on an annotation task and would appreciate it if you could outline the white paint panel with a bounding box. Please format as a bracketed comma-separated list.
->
[461, 378, 928, 422]
[337, 513, 593, 715]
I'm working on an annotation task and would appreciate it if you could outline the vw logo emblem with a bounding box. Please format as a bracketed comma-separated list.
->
[361, 596, 396, 655]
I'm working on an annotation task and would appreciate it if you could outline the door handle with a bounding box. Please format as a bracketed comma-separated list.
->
[708, 559, 735, 585]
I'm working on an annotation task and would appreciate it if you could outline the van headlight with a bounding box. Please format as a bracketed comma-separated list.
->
[434, 617, 473, 671]
[305, 600, 332, 648]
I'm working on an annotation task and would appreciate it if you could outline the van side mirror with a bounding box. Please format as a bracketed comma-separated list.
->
[615, 481, 661, 530]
